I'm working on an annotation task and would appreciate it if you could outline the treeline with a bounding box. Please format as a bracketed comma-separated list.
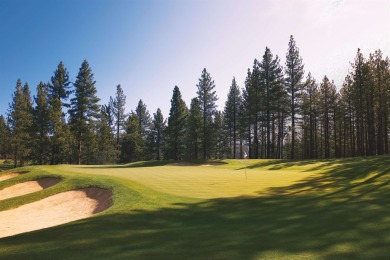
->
[0, 35, 389, 166]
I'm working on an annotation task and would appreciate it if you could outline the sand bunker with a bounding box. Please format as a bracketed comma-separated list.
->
[168, 162, 226, 166]
[0, 178, 61, 200]
[0, 188, 112, 239]
[0, 173, 20, 182]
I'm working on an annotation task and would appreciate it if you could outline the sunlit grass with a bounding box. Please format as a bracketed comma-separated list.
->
[0, 156, 389, 259]
[60, 162, 318, 199]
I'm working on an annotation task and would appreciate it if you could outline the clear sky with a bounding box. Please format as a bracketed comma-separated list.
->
[0, 0, 389, 119]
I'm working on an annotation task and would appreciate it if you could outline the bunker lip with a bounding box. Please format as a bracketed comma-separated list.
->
[0, 171, 29, 182]
[0, 173, 20, 182]
[0, 187, 112, 239]
[0, 177, 61, 201]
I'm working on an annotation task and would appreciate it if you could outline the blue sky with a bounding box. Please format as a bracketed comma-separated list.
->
[0, 0, 389, 119]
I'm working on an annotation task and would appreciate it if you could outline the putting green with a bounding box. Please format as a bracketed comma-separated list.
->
[59, 163, 319, 198]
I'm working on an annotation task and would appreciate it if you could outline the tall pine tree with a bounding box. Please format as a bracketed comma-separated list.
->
[259, 47, 284, 158]
[187, 98, 203, 160]
[135, 99, 151, 137]
[96, 106, 117, 164]
[0, 115, 11, 160]
[49, 61, 71, 164]
[148, 108, 165, 160]
[223, 77, 242, 158]
[111, 84, 127, 151]
[69, 60, 100, 165]
[166, 86, 188, 160]
[197, 68, 218, 159]
[8, 80, 33, 167]
[32, 82, 50, 164]
[285, 35, 304, 159]
[121, 112, 145, 162]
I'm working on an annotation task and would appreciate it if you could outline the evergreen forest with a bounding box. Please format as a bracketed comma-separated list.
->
[1, 35, 389, 166]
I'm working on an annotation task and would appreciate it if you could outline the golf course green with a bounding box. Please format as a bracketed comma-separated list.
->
[0, 156, 389, 259]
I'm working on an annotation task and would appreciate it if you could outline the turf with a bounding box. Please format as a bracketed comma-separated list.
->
[0, 159, 13, 172]
[0, 156, 389, 259]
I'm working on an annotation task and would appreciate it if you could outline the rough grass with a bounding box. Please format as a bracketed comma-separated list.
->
[0, 156, 389, 259]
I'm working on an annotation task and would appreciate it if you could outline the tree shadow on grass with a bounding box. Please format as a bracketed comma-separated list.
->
[0, 158, 389, 259]
[263, 156, 390, 198]
[236, 156, 387, 172]
[83, 161, 172, 169]
[83, 160, 228, 169]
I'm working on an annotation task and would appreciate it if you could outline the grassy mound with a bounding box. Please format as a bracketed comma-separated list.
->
[0, 156, 389, 259]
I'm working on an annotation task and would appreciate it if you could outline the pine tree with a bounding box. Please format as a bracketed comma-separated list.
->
[339, 75, 356, 157]
[370, 50, 390, 155]
[319, 76, 337, 158]
[223, 77, 242, 158]
[301, 73, 320, 159]
[285, 35, 304, 159]
[242, 70, 253, 158]
[111, 84, 126, 150]
[102, 100, 114, 133]
[351, 49, 368, 156]
[49, 61, 71, 164]
[211, 110, 227, 158]
[187, 98, 203, 160]
[135, 99, 151, 137]
[249, 60, 262, 158]
[197, 68, 218, 159]
[96, 106, 117, 164]
[8, 80, 33, 167]
[165, 86, 188, 160]
[362, 61, 376, 156]
[32, 82, 50, 164]
[121, 112, 145, 162]
[0, 115, 11, 160]
[238, 96, 248, 159]
[149, 108, 165, 160]
[69, 60, 100, 165]
[50, 61, 71, 106]
[259, 47, 284, 158]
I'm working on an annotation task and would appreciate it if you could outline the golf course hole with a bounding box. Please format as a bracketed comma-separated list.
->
[0, 177, 61, 200]
[0, 187, 112, 239]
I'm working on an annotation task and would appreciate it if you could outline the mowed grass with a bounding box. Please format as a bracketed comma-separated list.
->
[0, 156, 389, 259]
[61, 161, 320, 199]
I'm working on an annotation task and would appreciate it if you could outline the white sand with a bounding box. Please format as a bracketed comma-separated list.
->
[0, 178, 60, 200]
[0, 173, 20, 182]
[0, 188, 112, 238]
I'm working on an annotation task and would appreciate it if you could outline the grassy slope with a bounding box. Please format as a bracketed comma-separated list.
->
[0, 157, 389, 259]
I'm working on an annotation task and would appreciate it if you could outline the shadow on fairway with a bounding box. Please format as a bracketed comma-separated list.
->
[1, 157, 389, 259]
[83, 160, 227, 169]
[236, 155, 390, 172]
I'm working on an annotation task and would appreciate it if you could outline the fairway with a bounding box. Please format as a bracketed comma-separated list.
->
[0, 157, 389, 259]
[60, 162, 319, 199]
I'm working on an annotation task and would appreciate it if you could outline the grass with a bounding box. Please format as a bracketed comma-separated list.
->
[0, 156, 389, 259]
[0, 159, 14, 172]
[65, 161, 318, 199]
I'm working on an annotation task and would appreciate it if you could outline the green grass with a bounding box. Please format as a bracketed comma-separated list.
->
[0, 156, 389, 259]
[0, 159, 14, 172]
